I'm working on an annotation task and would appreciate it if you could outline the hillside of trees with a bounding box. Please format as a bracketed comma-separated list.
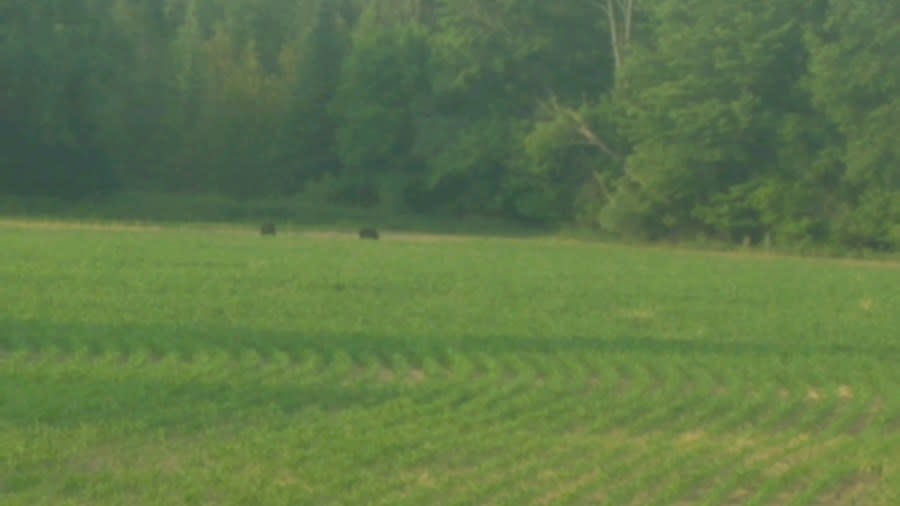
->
[1, 0, 897, 249]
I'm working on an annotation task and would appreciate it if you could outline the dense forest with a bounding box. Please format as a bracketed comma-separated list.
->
[1, 0, 898, 249]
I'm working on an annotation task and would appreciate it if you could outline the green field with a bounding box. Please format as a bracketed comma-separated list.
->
[1, 219, 898, 505]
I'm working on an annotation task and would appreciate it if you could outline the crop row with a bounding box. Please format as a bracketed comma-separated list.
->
[2, 343, 895, 505]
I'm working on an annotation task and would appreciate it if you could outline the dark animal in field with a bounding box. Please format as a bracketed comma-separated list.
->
[260, 223, 276, 236]
[358, 228, 379, 240]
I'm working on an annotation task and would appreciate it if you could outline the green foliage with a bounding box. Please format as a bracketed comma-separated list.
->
[169, 26, 293, 196]
[806, 0, 900, 249]
[422, 117, 527, 216]
[431, 1, 611, 111]
[522, 99, 625, 223]
[808, 0, 900, 190]
[1, 0, 897, 251]
[277, 0, 348, 187]
[1, 222, 898, 504]
[0, 0, 120, 197]
[611, 0, 811, 238]
[833, 189, 900, 251]
[333, 9, 430, 179]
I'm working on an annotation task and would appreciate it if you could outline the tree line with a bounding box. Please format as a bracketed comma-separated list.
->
[1, 0, 897, 249]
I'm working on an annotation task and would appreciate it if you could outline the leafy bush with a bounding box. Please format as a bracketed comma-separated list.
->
[833, 189, 900, 251]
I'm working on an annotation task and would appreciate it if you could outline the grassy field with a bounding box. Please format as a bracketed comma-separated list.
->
[1, 219, 898, 505]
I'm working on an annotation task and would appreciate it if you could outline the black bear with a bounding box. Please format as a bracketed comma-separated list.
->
[260, 223, 276, 236]
[358, 228, 379, 240]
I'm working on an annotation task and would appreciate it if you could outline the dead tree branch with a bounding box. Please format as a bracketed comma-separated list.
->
[548, 94, 622, 160]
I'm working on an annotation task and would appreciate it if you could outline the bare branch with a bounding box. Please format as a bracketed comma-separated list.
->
[592, 170, 612, 200]
[548, 94, 622, 160]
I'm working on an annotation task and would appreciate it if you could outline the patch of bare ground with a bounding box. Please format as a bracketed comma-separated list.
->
[813, 472, 881, 506]
[301, 231, 356, 240]
[385, 232, 474, 243]
[704, 434, 810, 503]
[408, 368, 425, 383]
[740, 433, 807, 470]
[534, 468, 604, 506]
[302, 230, 474, 243]
[656, 242, 900, 270]
[678, 430, 706, 445]
[722, 487, 751, 505]
[0, 218, 163, 233]
[837, 385, 854, 399]
[618, 306, 657, 322]
[345, 364, 367, 384]
[405, 469, 436, 488]
[378, 368, 396, 383]
[763, 435, 847, 479]
[846, 398, 881, 435]
[69, 443, 184, 476]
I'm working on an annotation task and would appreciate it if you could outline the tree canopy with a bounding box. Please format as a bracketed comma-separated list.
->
[1, 0, 897, 249]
